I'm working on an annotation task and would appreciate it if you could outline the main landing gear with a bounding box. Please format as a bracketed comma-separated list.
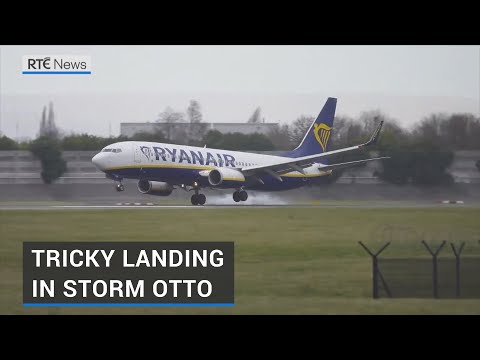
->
[191, 193, 206, 206]
[233, 190, 248, 202]
[191, 183, 206, 206]
[189, 182, 248, 206]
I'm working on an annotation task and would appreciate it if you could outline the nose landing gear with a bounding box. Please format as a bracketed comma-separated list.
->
[115, 183, 125, 192]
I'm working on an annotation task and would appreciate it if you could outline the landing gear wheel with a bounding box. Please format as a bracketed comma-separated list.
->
[233, 191, 241, 202]
[115, 184, 125, 192]
[191, 194, 199, 205]
[198, 194, 206, 205]
[239, 190, 248, 201]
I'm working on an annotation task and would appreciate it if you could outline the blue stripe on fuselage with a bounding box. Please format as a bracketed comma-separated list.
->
[105, 166, 318, 191]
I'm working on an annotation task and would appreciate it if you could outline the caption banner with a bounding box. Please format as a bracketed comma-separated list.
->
[23, 242, 234, 306]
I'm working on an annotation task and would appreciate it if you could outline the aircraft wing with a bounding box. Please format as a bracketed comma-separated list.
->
[242, 121, 385, 177]
[317, 157, 389, 172]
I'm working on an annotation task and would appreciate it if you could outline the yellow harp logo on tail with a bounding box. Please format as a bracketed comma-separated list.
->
[314, 123, 332, 152]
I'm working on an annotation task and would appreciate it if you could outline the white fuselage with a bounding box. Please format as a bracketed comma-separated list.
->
[92, 141, 329, 191]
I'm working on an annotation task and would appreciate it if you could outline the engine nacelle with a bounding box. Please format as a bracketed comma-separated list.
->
[137, 180, 174, 196]
[207, 168, 245, 186]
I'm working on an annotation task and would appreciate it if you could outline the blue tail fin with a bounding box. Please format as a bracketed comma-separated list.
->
[285, 97, 337, 158]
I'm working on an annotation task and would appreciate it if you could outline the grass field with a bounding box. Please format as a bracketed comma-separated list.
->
[1, 207, 480, 314]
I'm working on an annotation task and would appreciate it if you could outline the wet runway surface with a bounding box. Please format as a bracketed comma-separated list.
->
[1, 202, 479, 210]
[2, 184, 479, 210]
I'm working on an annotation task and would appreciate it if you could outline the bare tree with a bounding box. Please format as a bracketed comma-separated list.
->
[39, 106, 47, 137]
[267, 123, 292, 150]
[187, 100, 203, 123]
[358, 110, 400, 134]
[290, 115, 314, 145]
[186, 100, 208, 144]
[157, 106, 185, 123]
[328, 116, 353, 149]
[346, 122, 364, 143]
[414, 113, 480, 150]
[413, 113, 447, 144]
[39, 102, 59, 139]
[442, 113, 476, 149]
[247, 107, 262, 124]
[46, 102, 59, 139]
[157, 106, 186, 143]
[468, 116, 480, 149]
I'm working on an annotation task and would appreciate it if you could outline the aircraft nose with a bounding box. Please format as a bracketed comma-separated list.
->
[92, 153, 105, 170]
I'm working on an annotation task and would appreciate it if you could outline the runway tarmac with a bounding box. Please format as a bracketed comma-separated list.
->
[1, 202, 479, 210]
[2, 183, 479, 210]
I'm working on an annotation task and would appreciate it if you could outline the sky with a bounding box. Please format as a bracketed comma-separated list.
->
[1, 45, 479, 139]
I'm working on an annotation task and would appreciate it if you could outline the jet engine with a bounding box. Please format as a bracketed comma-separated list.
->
[137, 180, 174, 196]
[207, 168, 245, 186]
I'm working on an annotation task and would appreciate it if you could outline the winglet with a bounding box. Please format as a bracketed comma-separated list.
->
[363, 121, 384, 147]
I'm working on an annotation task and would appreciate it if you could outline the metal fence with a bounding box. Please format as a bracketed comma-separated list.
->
[360, 239, 480, 299]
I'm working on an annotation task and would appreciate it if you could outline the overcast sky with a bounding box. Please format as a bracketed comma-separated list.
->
[1, 45, 479, 139]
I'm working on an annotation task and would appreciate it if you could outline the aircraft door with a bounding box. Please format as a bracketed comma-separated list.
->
[133, 143, 141, 163]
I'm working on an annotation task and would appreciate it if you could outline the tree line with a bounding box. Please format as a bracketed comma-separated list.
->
[0, 100, 479, 185]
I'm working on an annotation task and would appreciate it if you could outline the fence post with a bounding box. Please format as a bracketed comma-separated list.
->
[422, 240, 446, 299]
[450, 242, 465, 298]
[359, 241, 391, 299]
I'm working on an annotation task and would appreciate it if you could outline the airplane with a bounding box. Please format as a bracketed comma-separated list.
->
[91, 97, 388, 205]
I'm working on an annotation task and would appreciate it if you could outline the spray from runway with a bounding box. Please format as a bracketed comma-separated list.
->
[207, 192, 290, 205]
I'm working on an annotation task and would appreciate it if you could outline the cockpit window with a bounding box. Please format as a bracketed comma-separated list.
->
[113, 148, 122, 153]
[102, 148, 122, 153]
[102, 148, 113, 152]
